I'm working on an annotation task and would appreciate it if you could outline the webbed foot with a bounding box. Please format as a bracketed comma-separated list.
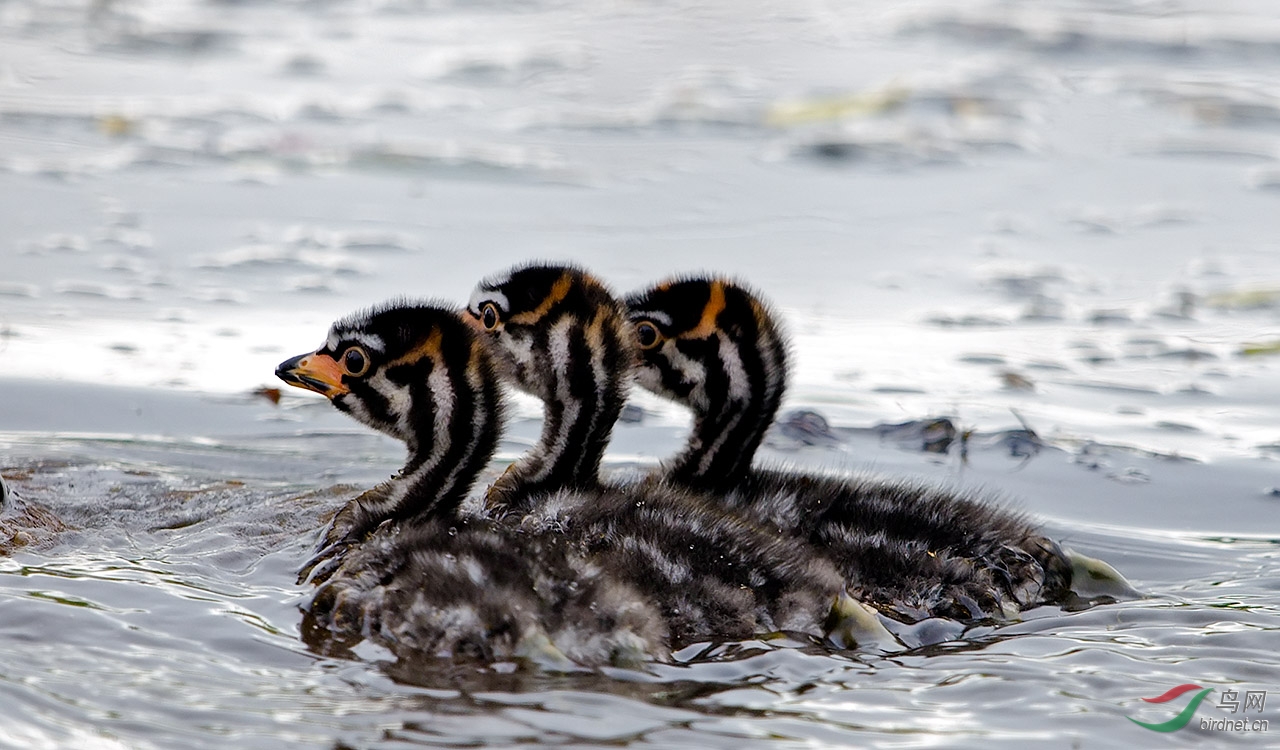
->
[514, 629, 583, 672]
[825, 590, 898, 651]
[297, 538, 354, 585]
[1067, 549, 1141, 601]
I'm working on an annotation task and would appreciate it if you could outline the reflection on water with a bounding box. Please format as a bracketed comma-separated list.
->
[1, 0, 1279, 747]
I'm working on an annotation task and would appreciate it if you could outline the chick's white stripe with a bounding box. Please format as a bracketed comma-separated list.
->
[758, 328, 786, 401]
[621, 536, 691, 585]
[527, 317, 577, 483]
[443, 364, 492, 500]
[630, 310, 672, 327]
[420, 359, 457, 490]
[718, 336, 753, 404]
[468, 358, 495, 455]
[343, 395, 370, 425]
[665, 347, 708, 410]
[537, 399, 580, 483]
[362, 359, 459, 518]
[503, 332, 539, 392]
[548, 316, 574, 383]
[697, 408, 745, 477]
[480, 269, 512, 289]
[584, 316, 620, 474]
[329, 329, 386, 353]
[364, 372, 412, 443]
[696, 334, 750, 476]
[353, 332, 386, 352]
[588, 318, 617, 406]
[468, 286, 509, 315]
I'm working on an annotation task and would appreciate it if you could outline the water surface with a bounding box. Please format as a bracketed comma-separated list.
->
[2, 0, 1279, 747]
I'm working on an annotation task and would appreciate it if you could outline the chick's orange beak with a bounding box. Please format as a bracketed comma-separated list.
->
[275, 351, 349, 397]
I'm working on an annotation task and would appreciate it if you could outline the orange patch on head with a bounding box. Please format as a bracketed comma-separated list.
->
[388, 326, 444, 368]
[509, 273, 574, 326]
[686, 280, 727, 338]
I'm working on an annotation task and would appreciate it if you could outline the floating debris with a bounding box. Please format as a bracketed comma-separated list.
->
[1206, 288, 1280, 310]
[1241, 340, 1280, 356]
[1000, 370, 1035, 391]
[97, 114, 138, 138]
[874, 417, 957, 454]
[774, 410, 842, 447]
[765, 87, 909, 127]
[980, 409, 1045, 461]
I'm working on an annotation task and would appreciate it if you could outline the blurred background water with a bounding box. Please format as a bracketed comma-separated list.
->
[1, 0, 1279, 747]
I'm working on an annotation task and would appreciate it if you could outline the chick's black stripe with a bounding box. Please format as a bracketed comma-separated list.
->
[354, 382, 397, 438]
[701, 328, 773, 480]
[560, 319, 606, 486]
[426, 332, 489, 517]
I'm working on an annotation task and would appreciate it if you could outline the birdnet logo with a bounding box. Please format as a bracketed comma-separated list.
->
[1128, 684, 1270, 733]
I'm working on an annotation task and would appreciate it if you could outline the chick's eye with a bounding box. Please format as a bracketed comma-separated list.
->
[635, 321, 662, 350]
[341, 346, 369, 377]
[480, 302, 500, 331]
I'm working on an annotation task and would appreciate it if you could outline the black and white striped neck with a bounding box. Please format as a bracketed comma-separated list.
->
[375, 333, 504, 525]
[626, 278, 788, 493]
[469, 264, 633, 506]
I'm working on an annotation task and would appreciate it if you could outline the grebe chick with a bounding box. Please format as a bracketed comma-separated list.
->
[278, 299, 881, 662]
[465, 263, 632, 510]
[624, 277, 1076, 621]
[464, 264, 883, 647]
[277, 301, 667, 666]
